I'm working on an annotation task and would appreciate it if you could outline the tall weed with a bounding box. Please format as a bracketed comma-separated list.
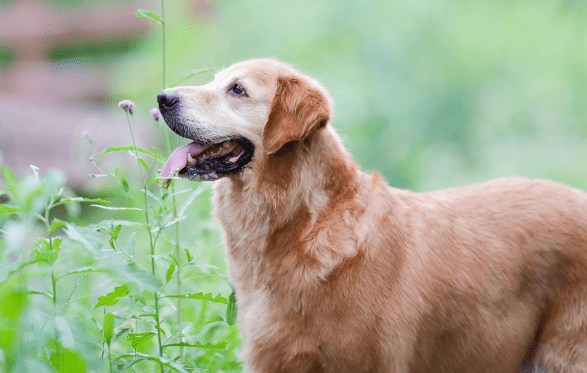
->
[0, 3, 241, 372]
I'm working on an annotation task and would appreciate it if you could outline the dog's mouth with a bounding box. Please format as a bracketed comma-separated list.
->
[159, 137, 254, 187]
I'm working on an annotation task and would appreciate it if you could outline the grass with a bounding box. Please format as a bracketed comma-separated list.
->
[0, 2, 242, 372]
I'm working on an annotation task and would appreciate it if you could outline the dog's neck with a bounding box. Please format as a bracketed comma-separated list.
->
[234, 126, 358, 226]
[213, 126, 363, 292]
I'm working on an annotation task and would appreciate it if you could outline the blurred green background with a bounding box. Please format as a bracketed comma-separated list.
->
[2, 0, 586, 192]
[121, 0, 587, 192]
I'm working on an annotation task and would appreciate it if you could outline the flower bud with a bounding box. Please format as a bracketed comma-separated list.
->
[118, 100, 135, 115]
[151, 107, 161, 121]
[81, 130, 93, 144]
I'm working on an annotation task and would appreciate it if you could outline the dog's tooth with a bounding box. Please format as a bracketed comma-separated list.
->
[228, 150, 244, 163]
[187, 153, 194, 164]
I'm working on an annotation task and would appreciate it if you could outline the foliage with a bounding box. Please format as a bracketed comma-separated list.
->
[0, 113, 241, 373]
[0, 3, 241, 372]
[0, 110, 241, 372]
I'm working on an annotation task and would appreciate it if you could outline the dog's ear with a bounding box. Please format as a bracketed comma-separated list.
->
[262, 75, 331, 155]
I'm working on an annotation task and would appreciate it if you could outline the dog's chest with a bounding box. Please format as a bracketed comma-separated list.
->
[212, 183, 381, 371]
[232, 279, 377, 372]
[212, 186, 270, 285]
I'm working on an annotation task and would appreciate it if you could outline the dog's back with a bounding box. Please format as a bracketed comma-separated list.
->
[388, 177, 587, 372]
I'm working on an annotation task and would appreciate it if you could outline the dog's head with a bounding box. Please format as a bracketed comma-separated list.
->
[157, 59, 332, 183]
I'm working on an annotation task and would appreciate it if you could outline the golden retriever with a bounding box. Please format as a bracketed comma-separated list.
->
[157, 59, 587, 373]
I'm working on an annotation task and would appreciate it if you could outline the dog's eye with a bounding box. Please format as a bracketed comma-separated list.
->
[229, 83, 247, 97]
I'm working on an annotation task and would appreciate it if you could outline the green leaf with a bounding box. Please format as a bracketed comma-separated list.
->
[1, 164, 17, 196]
[32, 237, 61, 265]
[158, 213, 173, 230]
[138, 158, 149, 171]
[127, 232, 136, 257]
[141, 305, 156, 315]
[150, 253, 172, 261]
[103, 312, 115, 345]
[120, 175, 130, 193]
[0, 283, 28, 357]
[57, 265, 108, 280]
[117, 352, 188, 373]
[0, 204, 18, 215]
[127, 332, 156, 349]
[110, 262, 162, 292]
[95, 284, 132, 308]
[184, 248, 193, 263]
[136, 9, 164, 25]
[33, 239, 50, 264]
[51, 237, 63, 262]
[168, 68, 211, 88]
[53, 197, 111, 207]
[163, 341, 227, 349]
[169, 188, 194, 198]
[154, 324, 166, 337]
[112, 224, 122, 240]
[226, 290, 238, 325]
[113, 358, 143, 372]
[144, 189, 163, 205]
[114, 327, 131, 342]
[165, 292, 228, 304]
[165, 263, 176, 283]
[185, 262, 219, 271]
[49, 345, 87, 373]
[64, 223, 102, 255]
[95, 145, 165, 162]
[50, 219, 66, 235]
[97, 219, 148, 230]
[0, 261, 41, 282]
[178, 185, 208, 216]
[153, 215, 186, 232]
[55, 316, 75, 349]
[90, 204, 142, 212]
[26, 290, 53, 298]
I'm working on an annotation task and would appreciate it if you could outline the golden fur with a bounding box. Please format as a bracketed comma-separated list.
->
[161, 59, 587, 372]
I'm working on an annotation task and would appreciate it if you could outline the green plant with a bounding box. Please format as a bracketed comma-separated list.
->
[0, 2, 241, 372]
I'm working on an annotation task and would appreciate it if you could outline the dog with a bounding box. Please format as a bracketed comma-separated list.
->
[157, 58, 587, 373]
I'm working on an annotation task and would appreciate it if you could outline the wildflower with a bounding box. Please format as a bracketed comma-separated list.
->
[118, 100, 135, 115]
[81, 130, 93, 144]
[150, 107, 161, 121]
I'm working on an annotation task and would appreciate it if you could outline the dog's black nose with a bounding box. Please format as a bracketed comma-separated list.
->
[157, 92, 180, 111]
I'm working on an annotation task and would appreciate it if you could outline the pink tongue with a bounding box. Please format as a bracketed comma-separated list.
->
[159, 143, 204, 188]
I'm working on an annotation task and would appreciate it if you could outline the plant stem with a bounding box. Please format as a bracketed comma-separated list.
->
[160, 0, 185, 362]
[108, 342, 113, 373]
[162, 0, 166, 90]
[125, 112, 164, 373]
[159, 2, 168, 370]
[174, 196, 183, 360]
[44, 201, 57, 306]
[126, 114, 152, 241]
[51, 272, 57, 305]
